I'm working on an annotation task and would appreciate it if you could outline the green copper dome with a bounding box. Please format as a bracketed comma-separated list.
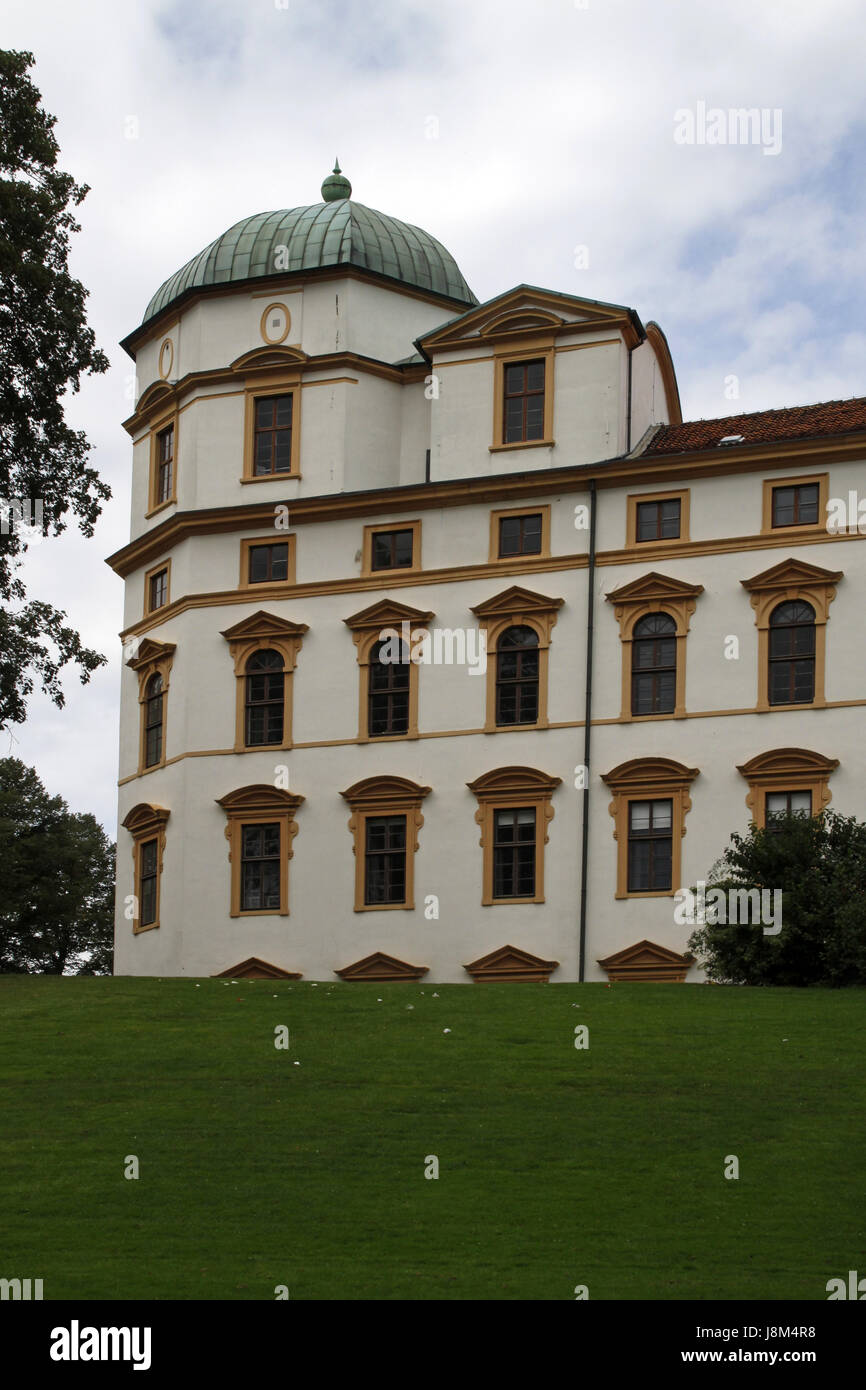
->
[141, 167, 477, 324]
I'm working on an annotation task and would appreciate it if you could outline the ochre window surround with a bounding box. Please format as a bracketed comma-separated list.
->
[626, 489, 690, 548]
[470, 585, 563, 732]
[490, 336, 555, 451]
[146, 406, 179, 518]
[361, 520, 422, 577]
[761, 473, 828, 536]
[143, 559, 171, 617]
[126, 638, 176, 775]
[467, 766, 561, 906]
[241, 362, 303, 482]
[340, 776, 431, 913]
[489, 505, 551, 563]
[741, 557, 842, 711]
[736, 747, 838, 828]
[605, 572, 704, 720]
[343, 598, 433, 743]
[601, 758, 699, 900]
[239, 534, 297, 589]
[221, 610, 308, 752]
[216, 784, 304, 918]
[122, 802, 170, 934]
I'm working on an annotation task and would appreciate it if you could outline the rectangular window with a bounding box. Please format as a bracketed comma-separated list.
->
[636, 498, 681, 542]
[253, 395, 293, 476]
[492, 807, 536, 898]
[364, 815, 407, 905]
[627, 799, 673, 892]
[371, 528, 414, 571]
[139, 839, 158, 927]
[148, 567, 168, 612]
[156, 425, 174, 504]
[240, 823, 281, 911]
[248, 542, 289, 584]
[503, 360, 545, 444]
[771, 483, 819, 528]
[766, 790, 812, 829]
[499, 512, 543, 558]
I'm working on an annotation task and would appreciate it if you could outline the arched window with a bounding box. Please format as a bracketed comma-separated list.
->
[631, 613, 677, 715]
[768, 601, 815, 705]
[144, 673, 164, 768]
[496, 625, 539, 726]
[368, 639, 410, 737]
[244, 649, 285, 746]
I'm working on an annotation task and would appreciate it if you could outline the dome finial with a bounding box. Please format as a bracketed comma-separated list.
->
[321, 159, 352, 202]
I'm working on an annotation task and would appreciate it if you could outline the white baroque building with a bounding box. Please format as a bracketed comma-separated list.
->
[110, 164, 866, 984]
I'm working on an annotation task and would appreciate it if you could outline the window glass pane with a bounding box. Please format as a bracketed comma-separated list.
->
[249, 546, 270, 583]
[629, 801, 651, 832]
[526, 361, 545, 391]
[499, 517, 521, 555]
[271, 543, 289, 581]
[651, 800, 672, 830]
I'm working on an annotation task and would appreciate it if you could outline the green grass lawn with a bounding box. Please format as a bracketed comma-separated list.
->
[1, 975, 863, 1301]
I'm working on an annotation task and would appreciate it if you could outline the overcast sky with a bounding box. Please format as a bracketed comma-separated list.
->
[4, 0, 866, 835]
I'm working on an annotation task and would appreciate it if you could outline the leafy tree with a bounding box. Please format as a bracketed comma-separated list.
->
[0, 49, 110, 729]
[687, 810, 866, 987]
[0, 756, 114, 974]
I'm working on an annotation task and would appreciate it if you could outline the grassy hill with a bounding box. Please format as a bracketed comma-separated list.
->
[1, 975, 863, 1301]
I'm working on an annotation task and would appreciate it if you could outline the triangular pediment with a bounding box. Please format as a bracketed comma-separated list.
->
[464, 944, 559, 982]
[343, 598, 434, 631]
[335, 952, 428, 982]
[419, 285, 640, 351]
[737, 747, 839, 782]
[213, 957, 302, 980]
[471, 585, 564, 619]
[606, 572, 704, 606]
[221, 610, 309, 643]
[599, 939, 692, 969]
[741, 557, 843, 593]
[125, 637, 176, 671]
[598, 940, 693, 982]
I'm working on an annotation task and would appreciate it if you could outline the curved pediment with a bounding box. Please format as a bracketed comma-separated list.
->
[467, 766, 562, 800]
[136, 380, 176, 413]
[216, 785, 305, 813]
[230, 345, 307, 373]
[601, 758, 699, 793]
[340, 776, 431, 811]
[736, 748, 839, 782]
[122, 802, 170, 834]
[479, 308, 565, 337]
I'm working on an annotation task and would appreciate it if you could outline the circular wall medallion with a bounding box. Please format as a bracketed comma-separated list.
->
[158, 338, 174, 379]
[260, 302, 291, 345]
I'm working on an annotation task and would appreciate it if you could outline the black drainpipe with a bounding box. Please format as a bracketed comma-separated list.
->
[578, 478, 597, 982]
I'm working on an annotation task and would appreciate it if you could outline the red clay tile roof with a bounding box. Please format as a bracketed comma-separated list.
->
[643, 397, 866, 456]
